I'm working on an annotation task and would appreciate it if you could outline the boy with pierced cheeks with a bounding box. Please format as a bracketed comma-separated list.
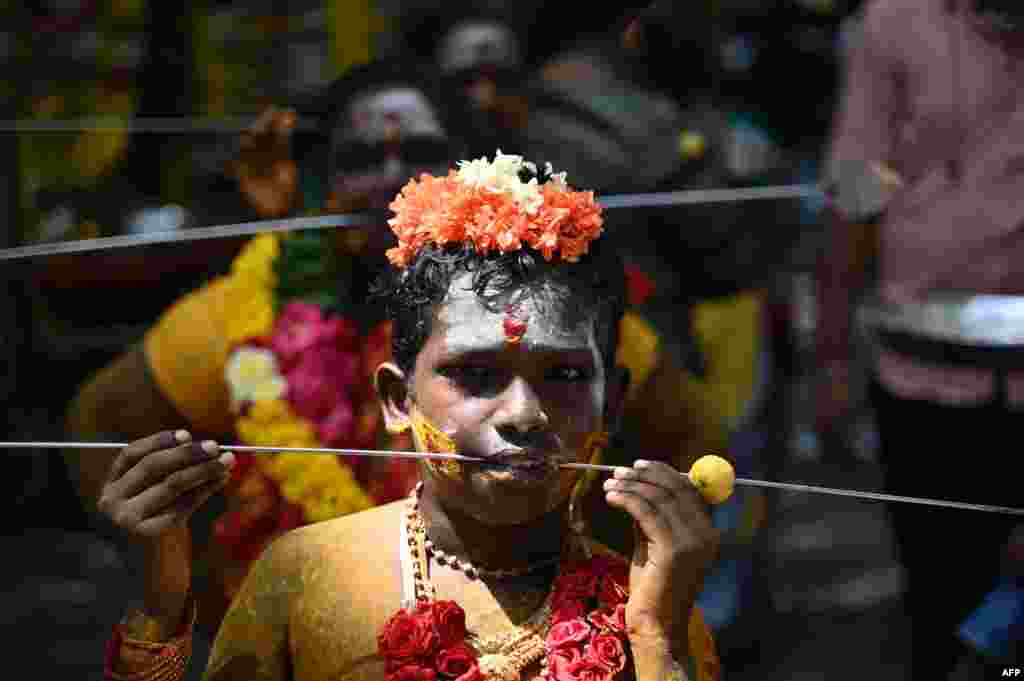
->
[101, 153, 721, 681]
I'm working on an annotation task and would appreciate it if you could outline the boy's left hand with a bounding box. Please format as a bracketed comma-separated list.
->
[604, 459, 720, 656]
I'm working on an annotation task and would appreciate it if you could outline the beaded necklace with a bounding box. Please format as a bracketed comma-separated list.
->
[403, 485, 584, 681]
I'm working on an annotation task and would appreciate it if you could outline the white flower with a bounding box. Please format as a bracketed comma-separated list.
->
[456, 150, 544, 214]
[225, 347, 287, 408]
[455, 155, 494, 188]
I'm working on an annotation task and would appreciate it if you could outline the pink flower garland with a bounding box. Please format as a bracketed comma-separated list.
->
[378, 555, 632, 681]
[270, 301, 362, 446]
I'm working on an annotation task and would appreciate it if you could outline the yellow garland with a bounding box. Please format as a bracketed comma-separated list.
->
[236, 399, 373, 521]
[224, 234, 280, 347]
[231, 232, 280, 282]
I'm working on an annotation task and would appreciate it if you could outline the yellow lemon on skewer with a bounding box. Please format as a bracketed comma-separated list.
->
[688, 455, 735, 505]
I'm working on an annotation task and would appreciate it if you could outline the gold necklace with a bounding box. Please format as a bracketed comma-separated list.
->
[403, 490, 585, 681]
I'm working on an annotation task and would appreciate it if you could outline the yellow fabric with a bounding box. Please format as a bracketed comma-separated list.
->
[690, 291, 763, 430]
[615, 310, 660, 402]
[614, 292, 762, 475]
[143, 275, 235, 437]
[617, 293, 762, 431]
[688, 606, 721, 681]
[326, 0, 376, 77]
[144, 235, 281, 436]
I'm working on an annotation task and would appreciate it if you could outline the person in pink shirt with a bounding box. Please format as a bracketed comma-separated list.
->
[819, 0, 1024, 677]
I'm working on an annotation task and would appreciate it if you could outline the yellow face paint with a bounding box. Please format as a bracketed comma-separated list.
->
[580, 431, 609, 465]
[565, 430, 610, 532]
[410, 407, 461, 478]
[561, 430, 610, 503]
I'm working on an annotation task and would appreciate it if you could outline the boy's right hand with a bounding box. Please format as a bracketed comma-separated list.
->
[98, 430, 234, 542]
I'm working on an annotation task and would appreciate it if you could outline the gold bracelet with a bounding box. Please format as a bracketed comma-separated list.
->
[121, 595, 197, 643]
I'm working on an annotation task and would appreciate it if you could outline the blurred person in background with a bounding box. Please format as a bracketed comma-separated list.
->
[521, 0, 805, 663]
[65, 58, 463, 639]
[819, 0, 1024, 677]
[396, 2, 530, 158]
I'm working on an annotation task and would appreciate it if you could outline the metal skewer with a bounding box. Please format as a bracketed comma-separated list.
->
[0, 441, 483, 463]
[0, 184, 821, 263]
[6, 442, 1023, 516]
[560, 463, 1024, 516]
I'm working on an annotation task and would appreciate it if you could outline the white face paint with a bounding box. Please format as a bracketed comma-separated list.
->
[437, 21, 521, 76]
[341, 88, 445, 145]
[435, 273, 601, 378]
[328, 86, 452, 212]
[408, 272, 610, 520]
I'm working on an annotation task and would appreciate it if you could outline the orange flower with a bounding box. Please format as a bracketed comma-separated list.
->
[386, 154, 604, 268]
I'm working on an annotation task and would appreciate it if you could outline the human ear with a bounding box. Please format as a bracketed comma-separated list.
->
[374, 362, 412, 434]
[604, 364, 630, 435]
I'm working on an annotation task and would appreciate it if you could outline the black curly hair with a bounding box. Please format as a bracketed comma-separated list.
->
[372, 163, 626, 377]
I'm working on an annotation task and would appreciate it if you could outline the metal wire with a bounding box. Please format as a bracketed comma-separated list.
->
[8, 441, 1022, 516]
[0, 184, 822, 263]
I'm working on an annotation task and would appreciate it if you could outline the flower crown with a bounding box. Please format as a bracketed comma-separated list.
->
[386, 151, 604, 268]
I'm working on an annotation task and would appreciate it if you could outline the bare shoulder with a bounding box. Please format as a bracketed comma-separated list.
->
[273, 502, 409, 679]
[285, 499, 407, 561]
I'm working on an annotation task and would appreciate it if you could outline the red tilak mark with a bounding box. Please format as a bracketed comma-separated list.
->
[503, 308, 528, 343]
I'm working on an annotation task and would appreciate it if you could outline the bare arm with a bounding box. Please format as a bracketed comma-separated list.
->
[820, 3, 905, 352]
[64, 343, 189, 511]
[816, 212, 878, 367]
[817, 3, 904, 422]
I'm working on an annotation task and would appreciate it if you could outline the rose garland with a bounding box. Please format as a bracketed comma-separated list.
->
[379, 555, 632, 681]
[215, 231, 418, 563]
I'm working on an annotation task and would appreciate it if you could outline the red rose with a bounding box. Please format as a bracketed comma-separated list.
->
[552, 570, 598, 605]
[435, 643, 476, 678]
[548, 646, 583, 681]
[271, 302, 358, 367]
[624, 264, 656, 307]
[588, 634, 626, 673]
[378, 609, 440, 663]
[587, 605, 626, 634]
[551, 601, 586, 625]
[567, 655, 615, 681]
[386, 665, 437, 681]
[598, 565, 629, 608]
[285, 348, 360, 421]
[428, 601, 468, 648]
[545, 618, 592, 651]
